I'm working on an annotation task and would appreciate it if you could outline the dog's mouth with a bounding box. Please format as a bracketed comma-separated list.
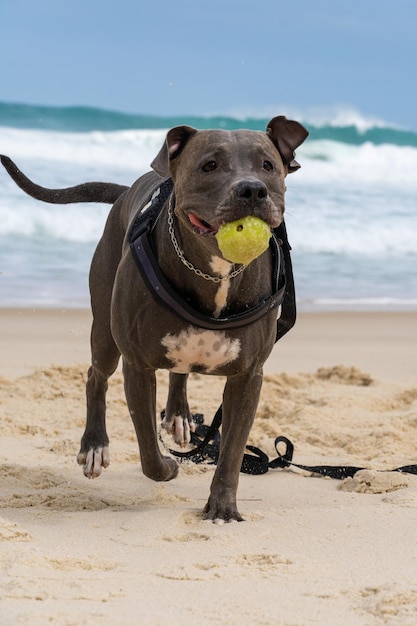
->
[187, 212, 219, 236]
[187, 210, 279, 235]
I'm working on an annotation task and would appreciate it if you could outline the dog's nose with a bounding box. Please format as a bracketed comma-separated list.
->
[235, 179, 268, 204]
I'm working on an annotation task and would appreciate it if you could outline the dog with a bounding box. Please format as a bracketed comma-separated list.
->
[1, 116, 308, 521]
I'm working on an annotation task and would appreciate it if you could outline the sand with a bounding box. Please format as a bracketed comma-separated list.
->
[1, 308, 417, 625]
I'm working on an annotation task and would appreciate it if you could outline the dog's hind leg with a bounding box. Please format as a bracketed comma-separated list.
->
[77, 213, 122, 478]
[162, 373, 195, 447]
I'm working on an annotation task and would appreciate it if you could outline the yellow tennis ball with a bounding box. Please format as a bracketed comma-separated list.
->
[215, 216, 271, 265]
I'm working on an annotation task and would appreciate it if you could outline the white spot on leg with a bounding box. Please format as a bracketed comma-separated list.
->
[161, 328, 240, 373]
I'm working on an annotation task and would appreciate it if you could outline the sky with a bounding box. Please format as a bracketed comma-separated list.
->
[1, 0, 417, 130]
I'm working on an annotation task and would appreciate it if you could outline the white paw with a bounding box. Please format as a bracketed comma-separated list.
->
[162, 415, 195, 448]
[77, 446, 110, 479]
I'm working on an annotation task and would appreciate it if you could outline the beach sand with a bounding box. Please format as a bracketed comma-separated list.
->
[1, 308, 417, 625]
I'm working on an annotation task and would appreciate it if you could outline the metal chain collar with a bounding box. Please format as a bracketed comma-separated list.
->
[167, 196, 246, 283]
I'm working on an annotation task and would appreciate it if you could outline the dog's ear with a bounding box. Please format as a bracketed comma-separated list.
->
[151, 126, 198, 177]
[266, 116, 309, 173]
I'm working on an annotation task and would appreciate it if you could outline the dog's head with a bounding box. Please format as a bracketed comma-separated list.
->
[151, 116, 308, 238]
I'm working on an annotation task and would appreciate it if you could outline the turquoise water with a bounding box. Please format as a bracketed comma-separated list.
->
[2, 100, 417, 147]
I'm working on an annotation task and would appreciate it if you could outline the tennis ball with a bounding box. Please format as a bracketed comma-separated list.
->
[215, 216, 271, 265]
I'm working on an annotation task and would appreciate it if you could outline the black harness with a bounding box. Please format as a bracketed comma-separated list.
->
[129, 177, 293, 334]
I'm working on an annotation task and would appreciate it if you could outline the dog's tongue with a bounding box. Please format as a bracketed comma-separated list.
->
[188, 212, 218, 235]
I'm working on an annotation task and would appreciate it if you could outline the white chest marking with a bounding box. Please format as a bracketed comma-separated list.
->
[210, 255, 234, 318]
[161, 328, 241, 373]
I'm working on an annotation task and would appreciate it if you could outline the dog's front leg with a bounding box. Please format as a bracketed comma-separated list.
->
[204, 369, 263, 522]
[123, 361, 179, 481]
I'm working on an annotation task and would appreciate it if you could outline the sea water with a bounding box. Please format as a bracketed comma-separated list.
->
[0, 102, 416, 310]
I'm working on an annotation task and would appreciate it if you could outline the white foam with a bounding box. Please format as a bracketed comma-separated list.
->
[230, 105, 396, 132]
[301, 297, 417, 312]
[296, 140, 417, 188]
[0, 127, 167, 182]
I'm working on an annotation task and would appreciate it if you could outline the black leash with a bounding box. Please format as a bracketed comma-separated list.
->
[268, 436, 417, 478]
[163, 418, 417, 478]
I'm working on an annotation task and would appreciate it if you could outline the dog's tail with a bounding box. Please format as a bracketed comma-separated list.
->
[0, 155, 129, 205]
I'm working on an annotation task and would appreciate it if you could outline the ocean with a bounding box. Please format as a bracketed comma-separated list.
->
[1, 101, 416, 311]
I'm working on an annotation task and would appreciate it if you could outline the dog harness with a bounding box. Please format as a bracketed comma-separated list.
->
[129, 177, 296, 338]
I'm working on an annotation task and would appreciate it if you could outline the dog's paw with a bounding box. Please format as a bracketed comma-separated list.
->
[203, 496, 244, 523]
[141, 456, 179, 482]
[77, 446, 110, 479]
[162, 414, 195, 448]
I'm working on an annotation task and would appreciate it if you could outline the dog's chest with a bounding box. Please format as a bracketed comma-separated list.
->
[161, 327, 241, 374]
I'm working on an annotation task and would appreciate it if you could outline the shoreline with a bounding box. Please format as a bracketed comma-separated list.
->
[1, 307, 416, 382]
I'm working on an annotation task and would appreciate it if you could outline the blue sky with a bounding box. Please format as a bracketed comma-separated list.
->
[1, 0, 416, 129]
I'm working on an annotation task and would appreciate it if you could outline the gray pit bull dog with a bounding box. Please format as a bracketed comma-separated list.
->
[1, 116, 308, 521]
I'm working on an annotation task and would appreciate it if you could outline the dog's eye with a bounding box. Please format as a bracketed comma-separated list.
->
[263, 160, 274, 172]
[202, 161, 217, 172]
